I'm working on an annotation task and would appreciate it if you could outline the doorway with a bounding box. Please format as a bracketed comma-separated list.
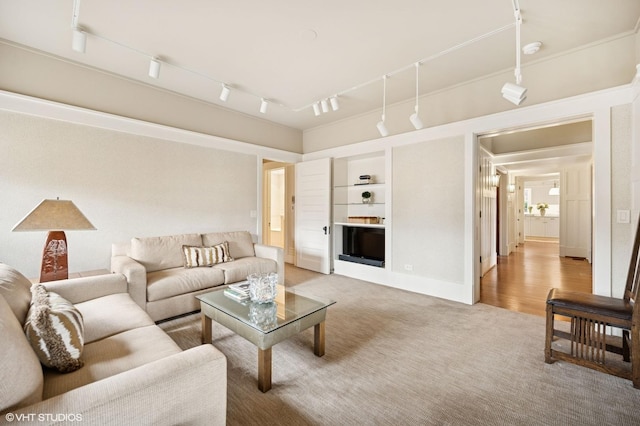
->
[262, 160, 295, 264]
[478, 119, 594, 314]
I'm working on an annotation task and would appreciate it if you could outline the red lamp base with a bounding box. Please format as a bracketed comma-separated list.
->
[40, 230, 69, 282]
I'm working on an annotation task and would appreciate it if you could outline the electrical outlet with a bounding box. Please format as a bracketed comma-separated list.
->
[404, 264, 413, 272]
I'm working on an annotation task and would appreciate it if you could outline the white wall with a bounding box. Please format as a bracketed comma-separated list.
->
[0, 107, 301, 278]
[611, 104, 633, 297]
[392, 137, 465, 283]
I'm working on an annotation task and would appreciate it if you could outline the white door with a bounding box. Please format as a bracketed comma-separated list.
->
[479, 148, 497, 276]
[295, 158, 331, 274]
[560, 164, 592, 261]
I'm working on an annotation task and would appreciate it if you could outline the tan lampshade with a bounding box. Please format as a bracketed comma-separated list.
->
[12, 199, 96, 231]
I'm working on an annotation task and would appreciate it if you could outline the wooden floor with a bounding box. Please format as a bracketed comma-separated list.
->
[480, 240, 592, 317]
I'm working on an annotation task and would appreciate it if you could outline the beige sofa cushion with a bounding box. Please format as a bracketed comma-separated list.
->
[24, 285, 85, 373]
[202, 231, 255, 259]
[214, 257, 278, 284]
[146, 267, 225, 302]
[131, 233, 202, 272]
[0, 295, 44, 413]
[0, 263, 34, 325]
[43, 325, 181, 399]
[75, 293, 155, 344]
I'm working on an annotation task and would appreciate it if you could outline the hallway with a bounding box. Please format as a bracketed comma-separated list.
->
[480, 240, 592, 317]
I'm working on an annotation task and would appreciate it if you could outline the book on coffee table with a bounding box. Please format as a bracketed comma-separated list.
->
[224, 287, 250, 302]
[228, 281, 250, 295]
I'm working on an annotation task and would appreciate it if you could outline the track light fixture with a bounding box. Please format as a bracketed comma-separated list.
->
[409, 63, 424, 130]
[330, 96, 339, 111]
[376, 75, 389, 137]
[67, 0, 531, 120]
[311, 96, 340, 116]
[148, 58, 161, 79]
[502, 2, 527, 105]
[67, 0, 283, 116]
[376, 120, 389, 137]
[502, 82, 526, 105]
[71, 28, 86, 53]
[219, 84, 230, 102]
[71, 0, 85, 53]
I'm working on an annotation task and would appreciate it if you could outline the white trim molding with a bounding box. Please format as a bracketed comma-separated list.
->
[0, 90, 303, 164]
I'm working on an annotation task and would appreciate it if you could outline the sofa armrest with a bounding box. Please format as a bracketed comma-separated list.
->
[5, 345, 227, 426]
[254, 243, 284, 285]
[42, 274, 127, 305]
[111, 255, 147, 310]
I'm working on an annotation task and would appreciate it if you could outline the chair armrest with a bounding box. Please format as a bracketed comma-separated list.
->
[5, 345, 227, 426]
[254, 243, 284, 285]
[111, 255, 147, 310]
[42, 274, 127, 304]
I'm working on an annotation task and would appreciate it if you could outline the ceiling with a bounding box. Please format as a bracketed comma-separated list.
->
[481, 120, 593, 177]
[0, 1, 639, 131]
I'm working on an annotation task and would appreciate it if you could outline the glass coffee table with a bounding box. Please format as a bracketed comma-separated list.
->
[197, 286, 335, 392]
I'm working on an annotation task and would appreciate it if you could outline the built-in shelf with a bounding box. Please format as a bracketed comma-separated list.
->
[334, 222, 385, 228]
[333, 151, 388, 275]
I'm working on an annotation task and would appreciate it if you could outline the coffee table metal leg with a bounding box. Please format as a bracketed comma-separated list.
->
[258, 347, 272, 392]
[201, 315, 212, 344]
[314, 321, 325, 356]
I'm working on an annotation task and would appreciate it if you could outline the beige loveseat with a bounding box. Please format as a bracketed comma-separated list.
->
[0, 263, 227, 425]
[111, 231, 283, 321]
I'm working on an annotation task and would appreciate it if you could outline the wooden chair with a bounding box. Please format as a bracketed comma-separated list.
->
[545, 215, 640, 388]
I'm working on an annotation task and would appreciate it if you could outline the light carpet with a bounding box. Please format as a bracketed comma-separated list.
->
[159, 267, 640, 425]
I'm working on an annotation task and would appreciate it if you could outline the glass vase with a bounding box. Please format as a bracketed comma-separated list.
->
[249, 302, 278, 330]
[248, 272, 278, 304]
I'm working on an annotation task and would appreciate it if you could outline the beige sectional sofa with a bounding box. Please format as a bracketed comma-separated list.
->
[0, 263, 227, 425]
[111, 230, 283, 321]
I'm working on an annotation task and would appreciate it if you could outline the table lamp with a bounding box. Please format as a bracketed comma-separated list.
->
[12, 198, 96, 282]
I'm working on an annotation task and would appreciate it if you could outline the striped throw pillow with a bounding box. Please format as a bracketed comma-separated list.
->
[24, 285, 84, 373]
[182, 242, 233, 268]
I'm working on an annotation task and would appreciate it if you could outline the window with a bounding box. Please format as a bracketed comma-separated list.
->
[524, 188, 532, 212]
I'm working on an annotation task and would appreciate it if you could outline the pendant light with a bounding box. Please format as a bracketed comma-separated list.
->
[71, 28, 86, 53]
[501, 2, 527, 105]
[376, 75, 389, 137]
[409, 62, 424, 130]
[549, 181, 559, 196]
